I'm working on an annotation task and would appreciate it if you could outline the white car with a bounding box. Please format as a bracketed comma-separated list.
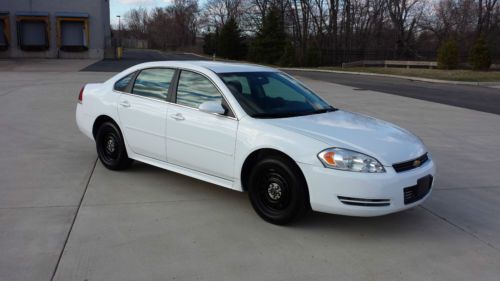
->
[76, 61, 436, 224]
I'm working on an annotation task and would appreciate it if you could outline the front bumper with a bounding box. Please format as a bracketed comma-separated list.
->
[298, 158, 436, 217]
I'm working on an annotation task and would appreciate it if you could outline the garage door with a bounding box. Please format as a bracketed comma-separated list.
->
[61, 21, 85, 47]
[20, 21, 46, 46]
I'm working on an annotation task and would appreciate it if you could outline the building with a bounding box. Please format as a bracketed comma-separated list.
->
[0, 0, 110, 59]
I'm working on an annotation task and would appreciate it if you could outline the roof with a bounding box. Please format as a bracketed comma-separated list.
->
[120, 61, 278, 78]
[16, 12, 49, 17]
[134, 60, 276, 74]
[186, 61, 276, 73]
[55, 12, 90, 18]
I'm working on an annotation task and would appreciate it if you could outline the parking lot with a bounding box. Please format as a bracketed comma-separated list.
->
[1, 58, 500, 281]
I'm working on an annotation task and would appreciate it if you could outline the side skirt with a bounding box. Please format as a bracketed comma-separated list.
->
[130, 154, 242, 192]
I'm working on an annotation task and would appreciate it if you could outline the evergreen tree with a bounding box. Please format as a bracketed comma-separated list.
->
[250, 6, 287, 65]
[469, 36, 492, 70]
[217, 18, 246, 59]
[202, 32, 217, 55]
[437, 39, 459, 70]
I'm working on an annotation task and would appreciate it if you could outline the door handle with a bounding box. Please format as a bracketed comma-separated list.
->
[120, 100, 131, 108]
[170, 113, 185, 121]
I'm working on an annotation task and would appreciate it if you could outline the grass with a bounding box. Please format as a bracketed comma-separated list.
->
[316, 67, 500, 82]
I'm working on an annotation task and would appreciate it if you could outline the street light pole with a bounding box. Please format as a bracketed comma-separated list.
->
[214, 25, 218, 61]
[116, 15, 121, 47]
[116, 15, 122, 59]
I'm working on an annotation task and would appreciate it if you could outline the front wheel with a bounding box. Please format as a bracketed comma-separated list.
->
[95, 121, 133, 170]
[248, 155, 309, 225]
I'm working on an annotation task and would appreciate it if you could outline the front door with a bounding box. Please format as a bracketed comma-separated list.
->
[166, 70, 238, 180]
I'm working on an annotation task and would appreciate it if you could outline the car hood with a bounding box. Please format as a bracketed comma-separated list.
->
[266, 110, 426, 165]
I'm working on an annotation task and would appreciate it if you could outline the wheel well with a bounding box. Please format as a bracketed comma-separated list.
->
[240, 148, 308, 193]
[92, 115, 117, 139]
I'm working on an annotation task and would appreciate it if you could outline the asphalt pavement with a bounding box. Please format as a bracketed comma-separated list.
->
[81, 49, 208, 72]
[285, 70, 500, 115]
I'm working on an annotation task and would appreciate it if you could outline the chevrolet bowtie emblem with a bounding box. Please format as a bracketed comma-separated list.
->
[413, 159, 421, 167]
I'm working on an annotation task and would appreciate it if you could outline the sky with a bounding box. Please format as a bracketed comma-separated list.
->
[110, 0, 173, 26]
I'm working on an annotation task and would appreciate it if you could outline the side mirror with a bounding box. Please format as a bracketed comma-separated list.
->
[198, 101, 226, 115]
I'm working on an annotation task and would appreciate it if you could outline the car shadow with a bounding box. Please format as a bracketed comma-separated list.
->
[109, 161, 435, 236]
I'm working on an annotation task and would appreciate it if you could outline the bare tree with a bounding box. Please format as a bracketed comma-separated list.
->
[385, 0, 425, 57]
[125, 7, 149, 39]
[203, 0, 246, 26]
[126, 0, 198, 50]
[122, 0, 499, 65]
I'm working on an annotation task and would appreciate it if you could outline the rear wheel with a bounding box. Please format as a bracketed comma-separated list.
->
[96, 122, 133, 170]
[248, 155, 309, 225]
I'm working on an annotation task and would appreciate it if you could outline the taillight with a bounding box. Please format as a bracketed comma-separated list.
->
[78, 86, 85, 104]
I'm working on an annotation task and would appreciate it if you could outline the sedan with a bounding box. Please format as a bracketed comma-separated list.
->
[76, 61, 436, 224]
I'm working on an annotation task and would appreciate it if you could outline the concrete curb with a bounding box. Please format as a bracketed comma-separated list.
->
[180, 52, 213, 60]
[281, 67, 500, 86]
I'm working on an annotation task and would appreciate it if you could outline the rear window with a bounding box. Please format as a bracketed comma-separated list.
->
[113, 72, 135, 92]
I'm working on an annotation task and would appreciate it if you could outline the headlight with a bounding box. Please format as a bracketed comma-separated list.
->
[318, 148, 385, 173]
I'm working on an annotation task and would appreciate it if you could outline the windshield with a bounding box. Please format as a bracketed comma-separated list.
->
[218, 72, 335, 118]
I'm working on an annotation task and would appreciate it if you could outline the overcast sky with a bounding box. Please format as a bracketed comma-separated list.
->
[110, 0, 172, 26]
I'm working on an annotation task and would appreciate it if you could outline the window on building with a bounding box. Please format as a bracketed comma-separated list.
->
[16, 13, 50, 51]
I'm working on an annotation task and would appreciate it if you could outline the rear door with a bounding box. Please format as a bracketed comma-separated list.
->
[117, 68, 175, 161]
[166, 70, 238, 180]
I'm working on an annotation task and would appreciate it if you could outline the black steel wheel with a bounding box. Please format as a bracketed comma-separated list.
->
[248, 155, 309, 225]
[96, 121, 133, 170]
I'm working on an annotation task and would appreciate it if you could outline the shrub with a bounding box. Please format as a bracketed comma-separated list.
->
[306, 45, 321, 67]
[279, 40, 296, 67]
[437, 39, 459, 70]
[469, 36, 492, 70]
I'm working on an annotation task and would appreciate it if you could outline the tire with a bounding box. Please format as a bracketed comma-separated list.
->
[95, 121, 133, 170]
[248, 155, 309, 225]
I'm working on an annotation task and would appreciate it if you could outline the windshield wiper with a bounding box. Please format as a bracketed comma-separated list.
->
[252, 107, 337, 119]
[251, 112, 300, 118]
[309, 106, 337, 114]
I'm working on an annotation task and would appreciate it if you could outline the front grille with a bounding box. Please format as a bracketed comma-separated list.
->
[338, 196, 390, 207]
[393, 153, 429, 173]
[404, 175, 433, 204]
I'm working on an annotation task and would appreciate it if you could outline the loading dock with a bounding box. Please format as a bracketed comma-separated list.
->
[0, 12, 10, 51]
[0, 0, 110, 59]
[56, 12, 89, 52]
[16, 12, 50, 51]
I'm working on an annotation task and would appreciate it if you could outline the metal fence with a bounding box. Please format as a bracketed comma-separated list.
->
[319, 49, 500, 66]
